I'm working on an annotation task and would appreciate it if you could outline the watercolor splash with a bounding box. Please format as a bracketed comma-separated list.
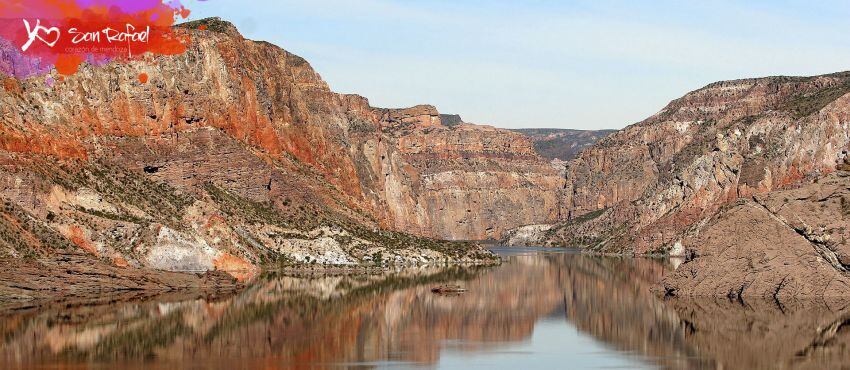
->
[0, 0, 201, 79]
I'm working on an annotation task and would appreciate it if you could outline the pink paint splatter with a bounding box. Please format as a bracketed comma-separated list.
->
[0, 0, 206, 78]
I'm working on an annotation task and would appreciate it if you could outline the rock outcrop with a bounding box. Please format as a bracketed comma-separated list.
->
[502, 224, 554, 246]
[537, 72, 850, 255]
[515, 71, 850, 301]
[661, 170, 850, 304]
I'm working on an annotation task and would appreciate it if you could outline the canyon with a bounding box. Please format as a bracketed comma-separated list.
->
[0, 17, 590, 300]
[1, 15, 849, 304]
[531, 73, 850, 252]
[353, 105, 566, 240]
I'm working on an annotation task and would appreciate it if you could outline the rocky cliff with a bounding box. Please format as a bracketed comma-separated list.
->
[528, 72, 850, 254]
[661, 169, 850, 303]
[0, 17, 540, 293]
[356, 107, 565, 240]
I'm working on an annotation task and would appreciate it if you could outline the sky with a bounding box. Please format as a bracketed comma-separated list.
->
[186, 0, 850, 130]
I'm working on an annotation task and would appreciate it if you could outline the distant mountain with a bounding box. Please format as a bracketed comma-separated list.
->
[433, 117, 615, 161]
[510, 128, 616, 161]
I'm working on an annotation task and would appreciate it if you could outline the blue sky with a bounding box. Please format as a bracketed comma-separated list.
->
[186, 0, 850, 130]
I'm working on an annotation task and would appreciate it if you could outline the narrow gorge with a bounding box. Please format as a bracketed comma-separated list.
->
[3, 2, 850, 368]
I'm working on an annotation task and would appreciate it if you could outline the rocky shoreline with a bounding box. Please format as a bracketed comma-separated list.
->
[0, 249, 500, 312]
[0, 252, 242, 312]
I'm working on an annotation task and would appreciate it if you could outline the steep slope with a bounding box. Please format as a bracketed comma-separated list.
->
[355, 106, 565, 240]
[531, 72, 850, 254]
[511, 128, 615, 161]
[0, 17, 520, 292]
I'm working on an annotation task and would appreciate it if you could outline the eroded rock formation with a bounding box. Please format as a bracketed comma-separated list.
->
[357, 107, 565, 240]
[507, 71, 850, 301]
[661, 170, 850, 304]
[534, 73, 850, 255]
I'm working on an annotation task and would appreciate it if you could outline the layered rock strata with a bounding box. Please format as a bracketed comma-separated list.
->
[356, 106, 565, 240]
[532, 73, 850, 255]
[0, 17, 527, 293]
[508, 72, 850, 300]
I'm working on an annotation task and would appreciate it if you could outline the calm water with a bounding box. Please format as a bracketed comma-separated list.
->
[1, 247, 849, 369]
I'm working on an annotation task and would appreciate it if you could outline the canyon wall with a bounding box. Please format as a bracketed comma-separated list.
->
[661, 169, 850, 302]
[0, 18, 529, 286]
[353, 105, 565, 240]
[531, 73, 850, 254]
[0, 16, 583, 289]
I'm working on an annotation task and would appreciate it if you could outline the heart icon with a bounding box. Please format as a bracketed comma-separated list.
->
[38, 26, 61, 47]
[21, 19, 61, 52]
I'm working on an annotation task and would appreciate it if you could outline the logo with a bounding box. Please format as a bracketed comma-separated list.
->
[21, 19, 61, 51]
[20, 19, 152, 57]
[0, 0, 199, 79]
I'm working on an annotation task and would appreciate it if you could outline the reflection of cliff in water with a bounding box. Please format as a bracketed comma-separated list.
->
[0, 255, 629, 368]
[2, 251, 849, 369]
[552, 255, 709, 369]
[558, 255, 850, 369]
[0, 264, 523, 368]
[667, 298, 850, 370]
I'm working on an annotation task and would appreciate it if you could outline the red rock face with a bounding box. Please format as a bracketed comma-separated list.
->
[542, 73, 850, 254]
[0, 16, 584, 292]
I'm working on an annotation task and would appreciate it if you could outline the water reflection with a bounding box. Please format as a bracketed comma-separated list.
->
[1, 249, 849, 369]
[666, 298, 850, 370]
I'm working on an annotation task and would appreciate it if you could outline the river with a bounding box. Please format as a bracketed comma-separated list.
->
[1, 247, 848, 369]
